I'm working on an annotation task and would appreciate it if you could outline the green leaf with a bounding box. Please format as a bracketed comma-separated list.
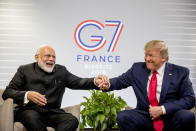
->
[83, 109, 90, 116]
[101, 123, 107, 131]
[105, 106, 110, 114]
[87, 119, 93, 127]
[113, 124, 119, 129]
[111, 93, 114, 98]
[80, 123, 85, 129]
[83, 96, 89, 101]
[111, 107, 117, 117]
[93, 117, 99, 130]
[99, 114, 105, 124]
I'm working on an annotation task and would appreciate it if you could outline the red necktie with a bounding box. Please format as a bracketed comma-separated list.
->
[148, 71, 164, 131]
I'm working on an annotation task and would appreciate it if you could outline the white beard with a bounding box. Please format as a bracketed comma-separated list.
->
[37, 58, 55, 73]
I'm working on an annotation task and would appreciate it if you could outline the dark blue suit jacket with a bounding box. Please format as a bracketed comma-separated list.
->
[110, 62, 195, 115]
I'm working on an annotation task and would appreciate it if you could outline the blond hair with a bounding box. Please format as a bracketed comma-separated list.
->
[144, 40, 169, 61]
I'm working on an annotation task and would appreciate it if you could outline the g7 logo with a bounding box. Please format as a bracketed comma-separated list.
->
[74, 20, 124, 52]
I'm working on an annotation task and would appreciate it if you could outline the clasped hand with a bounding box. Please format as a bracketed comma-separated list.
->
[149, 105, 163, 120]
[95, 74, 110, 90]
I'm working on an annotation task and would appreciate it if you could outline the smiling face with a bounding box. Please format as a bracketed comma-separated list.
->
[35, 46, 56, 73]
[144, 40, 168, 72]
[145, 48, 166, 71]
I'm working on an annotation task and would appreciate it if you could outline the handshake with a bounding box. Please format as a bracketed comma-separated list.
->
[95, 74, 110, 90]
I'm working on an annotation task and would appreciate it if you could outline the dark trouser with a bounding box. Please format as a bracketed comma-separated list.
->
[15, 109, 79, 131]
[117, 109, 195, 131]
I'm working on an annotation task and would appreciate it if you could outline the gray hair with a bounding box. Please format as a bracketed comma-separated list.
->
[35, 45, 53, 55]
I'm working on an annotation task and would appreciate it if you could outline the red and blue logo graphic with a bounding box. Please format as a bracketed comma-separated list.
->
[74, 20, 123, 52]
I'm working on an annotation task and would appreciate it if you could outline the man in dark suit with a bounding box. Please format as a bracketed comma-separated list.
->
[98, 40, 195, 131]
[2, 45, 102, 131]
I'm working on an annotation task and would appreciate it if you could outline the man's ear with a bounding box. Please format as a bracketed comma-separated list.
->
[161, 56, 167, 62]
[35, 54, 39, 62]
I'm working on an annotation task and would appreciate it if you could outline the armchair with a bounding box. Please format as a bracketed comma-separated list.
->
[0, 89, 14, 131]
[0, 89, 80, 131]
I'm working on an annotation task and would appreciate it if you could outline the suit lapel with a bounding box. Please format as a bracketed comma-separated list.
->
[159, 63, 173, 104]
[143, 65, 151, 105]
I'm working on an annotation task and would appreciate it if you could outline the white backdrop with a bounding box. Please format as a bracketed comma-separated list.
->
[0, 0, 196, 108]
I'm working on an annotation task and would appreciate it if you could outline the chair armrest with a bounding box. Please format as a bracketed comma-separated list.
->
[190, 107, 196, 114]
[0, 98, 14, 131]
[125, 106, 133, 110]
[62, 104, 80, 120]
[62, 104, 80, 131]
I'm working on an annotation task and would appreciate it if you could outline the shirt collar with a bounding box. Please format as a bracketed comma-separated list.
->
[150, 62, 166, 76]
[156, 62, 166, 76]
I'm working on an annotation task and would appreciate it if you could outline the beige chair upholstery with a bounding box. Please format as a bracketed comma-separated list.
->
[0, 89, 14, 131]
[190, 107, 196, 131]
[0, 89, 80, 131]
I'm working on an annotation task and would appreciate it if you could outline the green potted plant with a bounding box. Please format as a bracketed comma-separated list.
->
[80, 90, 127, 131]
